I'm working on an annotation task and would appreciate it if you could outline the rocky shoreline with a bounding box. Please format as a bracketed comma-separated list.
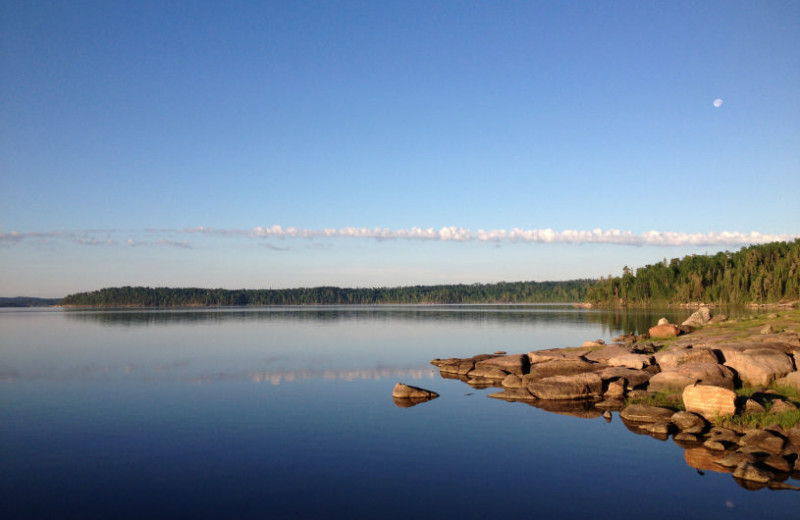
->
[425, 308, 800, 491]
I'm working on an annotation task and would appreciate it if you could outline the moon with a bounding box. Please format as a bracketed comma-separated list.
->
[713, 98, 723, 108]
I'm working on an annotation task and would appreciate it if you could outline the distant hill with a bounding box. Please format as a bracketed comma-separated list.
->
[0, 297, 63, 307]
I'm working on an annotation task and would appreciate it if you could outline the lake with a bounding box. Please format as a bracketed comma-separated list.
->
[1, 305, 798, 519]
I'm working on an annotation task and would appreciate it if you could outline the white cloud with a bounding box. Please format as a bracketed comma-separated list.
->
[2, 226, 797, 248]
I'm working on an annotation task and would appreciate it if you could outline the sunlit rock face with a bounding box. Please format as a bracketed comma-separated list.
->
[682, 384, 737, 419]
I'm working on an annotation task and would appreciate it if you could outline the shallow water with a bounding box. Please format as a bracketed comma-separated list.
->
[1, 306, 797, 519]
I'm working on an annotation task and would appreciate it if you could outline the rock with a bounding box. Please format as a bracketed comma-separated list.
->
[604, 379, 627, 398]
[682, 384, 737, 419]
[761, 454, 792, 472]
[649, 324, 680, 338]
[468, 365, 509, 379]
[525, 358, 605, 380]
[595, 399, 626, 411]
[657, 317, 670, 326]
[733, 461, 774, 483]
[584, 344, 634, 363]
[488, 388, 536, 401]
[605, 353, 654, 370]
[648, 363, 735, 392]
[671, 411, 708, 434]
[706, 426, 741, 444]
[528, 348, 588, 364]
[745, 398, 767, 414]
[760, 324, 775, 335]
[582, 340, 604, 348]
[721, 346, 794, 386]
[475, 353, 530, 377]
[673, 432, 699, 443]
[682, 307, 712, 328]
[770, 399, 798, 413]
[704, 439, 728, 451]
[773, 371, 800, 392]
[602, 410, 612, 421]
[715, 452, 755, 468]
[392, 382, 439, 400]
[619, 404, 675, 423]
[638, 421, 671, 435]
[527, 372, 604, 400]
[598, 367, 653, 389]
[738, 430, 785, 454]
[654, 347, 719, 370]
[501, 373, 523, 388]
[435, 359, 477, 376]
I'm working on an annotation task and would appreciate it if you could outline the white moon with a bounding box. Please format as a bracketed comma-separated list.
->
[713, 98, 723, 108]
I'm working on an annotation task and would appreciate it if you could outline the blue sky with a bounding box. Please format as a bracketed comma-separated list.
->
[2, 1, 799, 297]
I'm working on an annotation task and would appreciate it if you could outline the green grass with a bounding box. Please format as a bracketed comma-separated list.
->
[724, 384, 800, 429]
[624, 391, 685, 412]
[719, 409, 800, 430]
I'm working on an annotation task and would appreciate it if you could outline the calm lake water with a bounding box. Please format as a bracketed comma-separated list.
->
[1, 305, 798, 519]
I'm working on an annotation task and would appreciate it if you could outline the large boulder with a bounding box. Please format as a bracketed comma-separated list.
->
[648, 363, 736, 392]
[468, 365, 509, 379]
[475, 353, 530, 377]
[719, 346, 795, 386]
[527, 372, 604, 400]
[654, 346, 719, 370]
[649, 324, 680, 338]
[682, 384, 737, 419]
[682, 307, 712, 328]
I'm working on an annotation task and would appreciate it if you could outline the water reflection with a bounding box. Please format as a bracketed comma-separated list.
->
[61, 304, 707, 336]
[0, 363, 434, 385]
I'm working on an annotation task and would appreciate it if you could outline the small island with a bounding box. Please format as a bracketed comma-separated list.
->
[430, 308, 800, 491]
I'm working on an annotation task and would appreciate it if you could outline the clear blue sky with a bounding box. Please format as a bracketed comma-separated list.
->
[2, 1, 799, 297]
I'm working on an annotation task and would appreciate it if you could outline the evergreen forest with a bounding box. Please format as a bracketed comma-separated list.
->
[59, 280, 594, 307]
[585, 239, 800, 306]
[58, 240, 800, 308]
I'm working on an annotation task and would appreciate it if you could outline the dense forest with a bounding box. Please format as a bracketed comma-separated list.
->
[586, 239, 800, 306]
[59, 280, 595, 307]
[57, 240, 800, 308]
[0, 297, 62, 307]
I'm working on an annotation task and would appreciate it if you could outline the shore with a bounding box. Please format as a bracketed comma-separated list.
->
[429, 308, 800, 490]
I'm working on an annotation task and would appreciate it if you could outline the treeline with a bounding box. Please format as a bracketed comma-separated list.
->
[586, 239, 800, 306]
[60, 280, 595, 307]
[0, 297, 62, 307]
